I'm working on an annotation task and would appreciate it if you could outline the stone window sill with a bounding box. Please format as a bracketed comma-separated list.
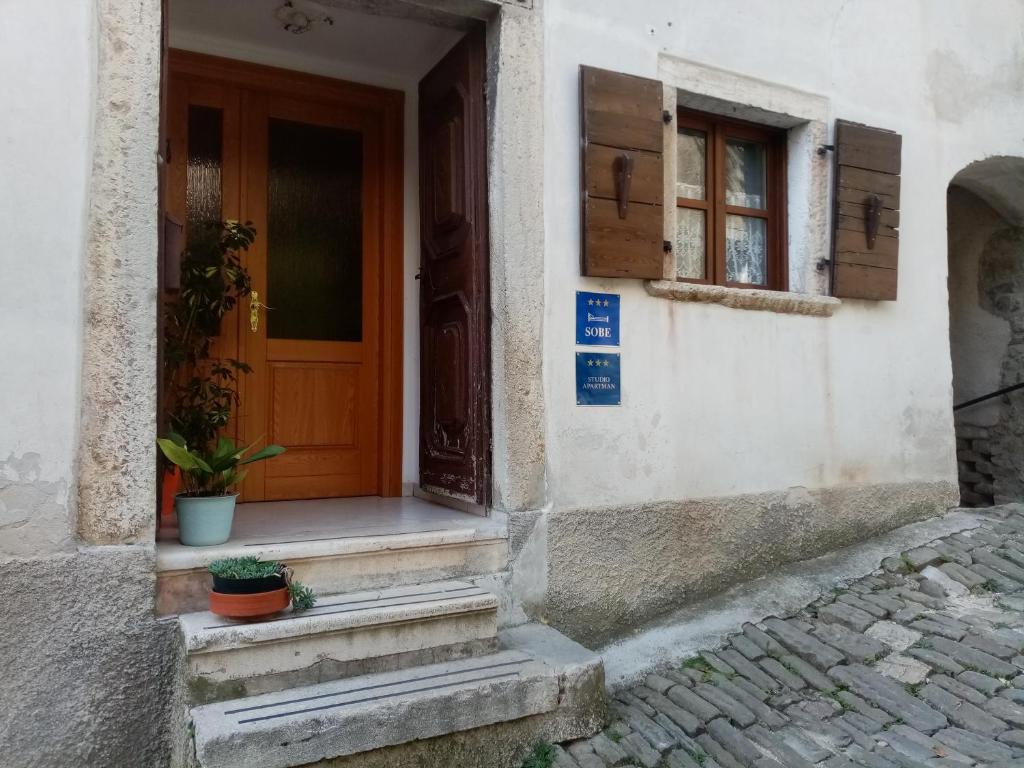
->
[645, 280, 841, 317]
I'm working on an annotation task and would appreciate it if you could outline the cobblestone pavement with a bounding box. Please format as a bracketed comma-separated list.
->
[555, 505, 1024, 768]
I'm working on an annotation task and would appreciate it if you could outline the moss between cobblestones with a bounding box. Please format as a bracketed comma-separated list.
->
[520, 742, 555, 768]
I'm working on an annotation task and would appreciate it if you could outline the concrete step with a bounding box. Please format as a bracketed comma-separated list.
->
[181, 580, 499, 703]
[156, 523, 508, 615]
[191, 624, 607, 768]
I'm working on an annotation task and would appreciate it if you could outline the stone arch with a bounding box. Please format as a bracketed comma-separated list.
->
[947, 156, 1024, 506]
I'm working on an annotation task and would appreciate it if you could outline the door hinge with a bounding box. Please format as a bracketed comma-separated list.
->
[663, 240, 673, 253]
[662, 110, 673, 125]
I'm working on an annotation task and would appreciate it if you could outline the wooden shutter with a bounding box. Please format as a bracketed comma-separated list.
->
[830, 120, 902, 300]
[580, 66, 664, 278]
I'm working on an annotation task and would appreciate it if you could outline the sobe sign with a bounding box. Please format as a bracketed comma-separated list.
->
[575, 291, 621, 406]
[575, 291, 620, 346]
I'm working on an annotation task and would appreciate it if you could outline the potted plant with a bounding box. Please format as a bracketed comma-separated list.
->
[207, 556, 316, 620]
[160, 221, 257, 519]
[156, 435, 285, 546]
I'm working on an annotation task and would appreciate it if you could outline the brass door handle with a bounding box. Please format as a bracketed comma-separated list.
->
[249, 291, 272, 333]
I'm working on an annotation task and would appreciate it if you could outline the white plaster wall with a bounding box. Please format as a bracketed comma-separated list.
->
[543, 0, 1024, 508]
[168, 20, 462, 485]
[0, 0, 94, 549]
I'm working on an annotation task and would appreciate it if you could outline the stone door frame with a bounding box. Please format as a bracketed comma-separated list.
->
[77, 0, 547, 546]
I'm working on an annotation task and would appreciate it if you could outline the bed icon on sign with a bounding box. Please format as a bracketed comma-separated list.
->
[575, 352, 621, 406]
[576, 291, 620, 346]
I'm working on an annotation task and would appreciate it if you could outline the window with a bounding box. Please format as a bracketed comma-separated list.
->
[674, 109, 787, 290]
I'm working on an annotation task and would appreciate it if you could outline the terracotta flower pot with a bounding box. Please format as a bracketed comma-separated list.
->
[209, 586, 290, 621]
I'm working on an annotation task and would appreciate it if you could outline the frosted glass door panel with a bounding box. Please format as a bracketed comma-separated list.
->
[266, 118, 363, 342]
[187, 105, 223, 233]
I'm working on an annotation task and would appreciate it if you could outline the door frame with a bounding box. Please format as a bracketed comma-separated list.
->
[166, 50, 405, 498]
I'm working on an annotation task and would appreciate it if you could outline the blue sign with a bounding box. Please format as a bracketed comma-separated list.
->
[576, 291, 620, 346]
[576, 352, 621, 406]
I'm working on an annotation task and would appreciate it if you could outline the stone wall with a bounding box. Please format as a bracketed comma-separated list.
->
[512, 480, 958, 648]
[976, 225, 1024, 503]
[955, 423, 996, 507]
[949, 186, 1024, 507]
[0, 548, 183, 768]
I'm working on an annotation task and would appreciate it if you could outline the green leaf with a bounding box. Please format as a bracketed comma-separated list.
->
[211, 436, 237, 464]
[156, 438, 212, 473]
[239, 444, 286, 465]
[227, 468, 247, 488]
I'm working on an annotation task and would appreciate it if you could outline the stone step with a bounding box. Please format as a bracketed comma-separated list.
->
[156, 523, 508, 615]
[190, 624, 606, 768]
[181, 580, 500, 704]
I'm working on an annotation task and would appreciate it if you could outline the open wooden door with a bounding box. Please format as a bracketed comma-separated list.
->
[418, 28, 491, 506]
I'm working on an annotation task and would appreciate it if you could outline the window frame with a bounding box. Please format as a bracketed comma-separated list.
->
[675, 108, 788, 291]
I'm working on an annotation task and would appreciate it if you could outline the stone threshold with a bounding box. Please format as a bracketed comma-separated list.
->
[191, 623, 604, 768]
[181, 579, 502, 704]
[181, 580, 498, 654]
[157, 524, 507, 574]
[156, 495, 507, 573]
[646, 279, 841, 317]
[156, 497, 509, 615]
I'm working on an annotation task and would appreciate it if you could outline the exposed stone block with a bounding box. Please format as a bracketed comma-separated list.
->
[828, 664, 948, 733]
[762, 618, 844, 670]
[817, 602, 876, 633]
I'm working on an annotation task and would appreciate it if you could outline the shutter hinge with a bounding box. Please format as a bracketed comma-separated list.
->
[816, 258, 832, 272]
[662, 110, 673, 125]
[817, 144, 835, 156]
[663, 240, 673, 253]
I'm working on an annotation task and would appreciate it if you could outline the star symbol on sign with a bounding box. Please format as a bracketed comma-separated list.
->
[587, 298, 594, 305]
[603, 299, 610, 307]
[587, 359, 594, 366]
[603, 359, 611, 367]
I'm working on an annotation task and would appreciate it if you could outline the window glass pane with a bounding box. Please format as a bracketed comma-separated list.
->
[266, 118, 363, 342]
[725, 138, 766, 209]
[675, 207, 705, 279]
[186, 106, 223, 233]
[676, 128, 706, 200]
[726, 214, 767, 285]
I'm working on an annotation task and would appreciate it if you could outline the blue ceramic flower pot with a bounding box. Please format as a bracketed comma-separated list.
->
[175, 493, 237, 546]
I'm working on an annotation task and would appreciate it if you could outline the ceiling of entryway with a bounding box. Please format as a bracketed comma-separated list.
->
[170, 0, 464, 85]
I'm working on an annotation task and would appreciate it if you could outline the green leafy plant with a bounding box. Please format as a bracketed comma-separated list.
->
[157, 434, 284, 497]
[521, 743, 556, 768]
[207, 556, 317, 612]
[289, 581, 317, 612]
[162, 220, 256, 452]
[209, 556, 281, 580]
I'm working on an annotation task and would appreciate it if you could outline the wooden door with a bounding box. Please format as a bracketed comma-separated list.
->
[418, 29, 491, 505]
[240, 93, 382, 501]
[165, 51, 405, 503]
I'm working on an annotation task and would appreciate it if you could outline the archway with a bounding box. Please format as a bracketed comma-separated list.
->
[947, 156, 1024, 506]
